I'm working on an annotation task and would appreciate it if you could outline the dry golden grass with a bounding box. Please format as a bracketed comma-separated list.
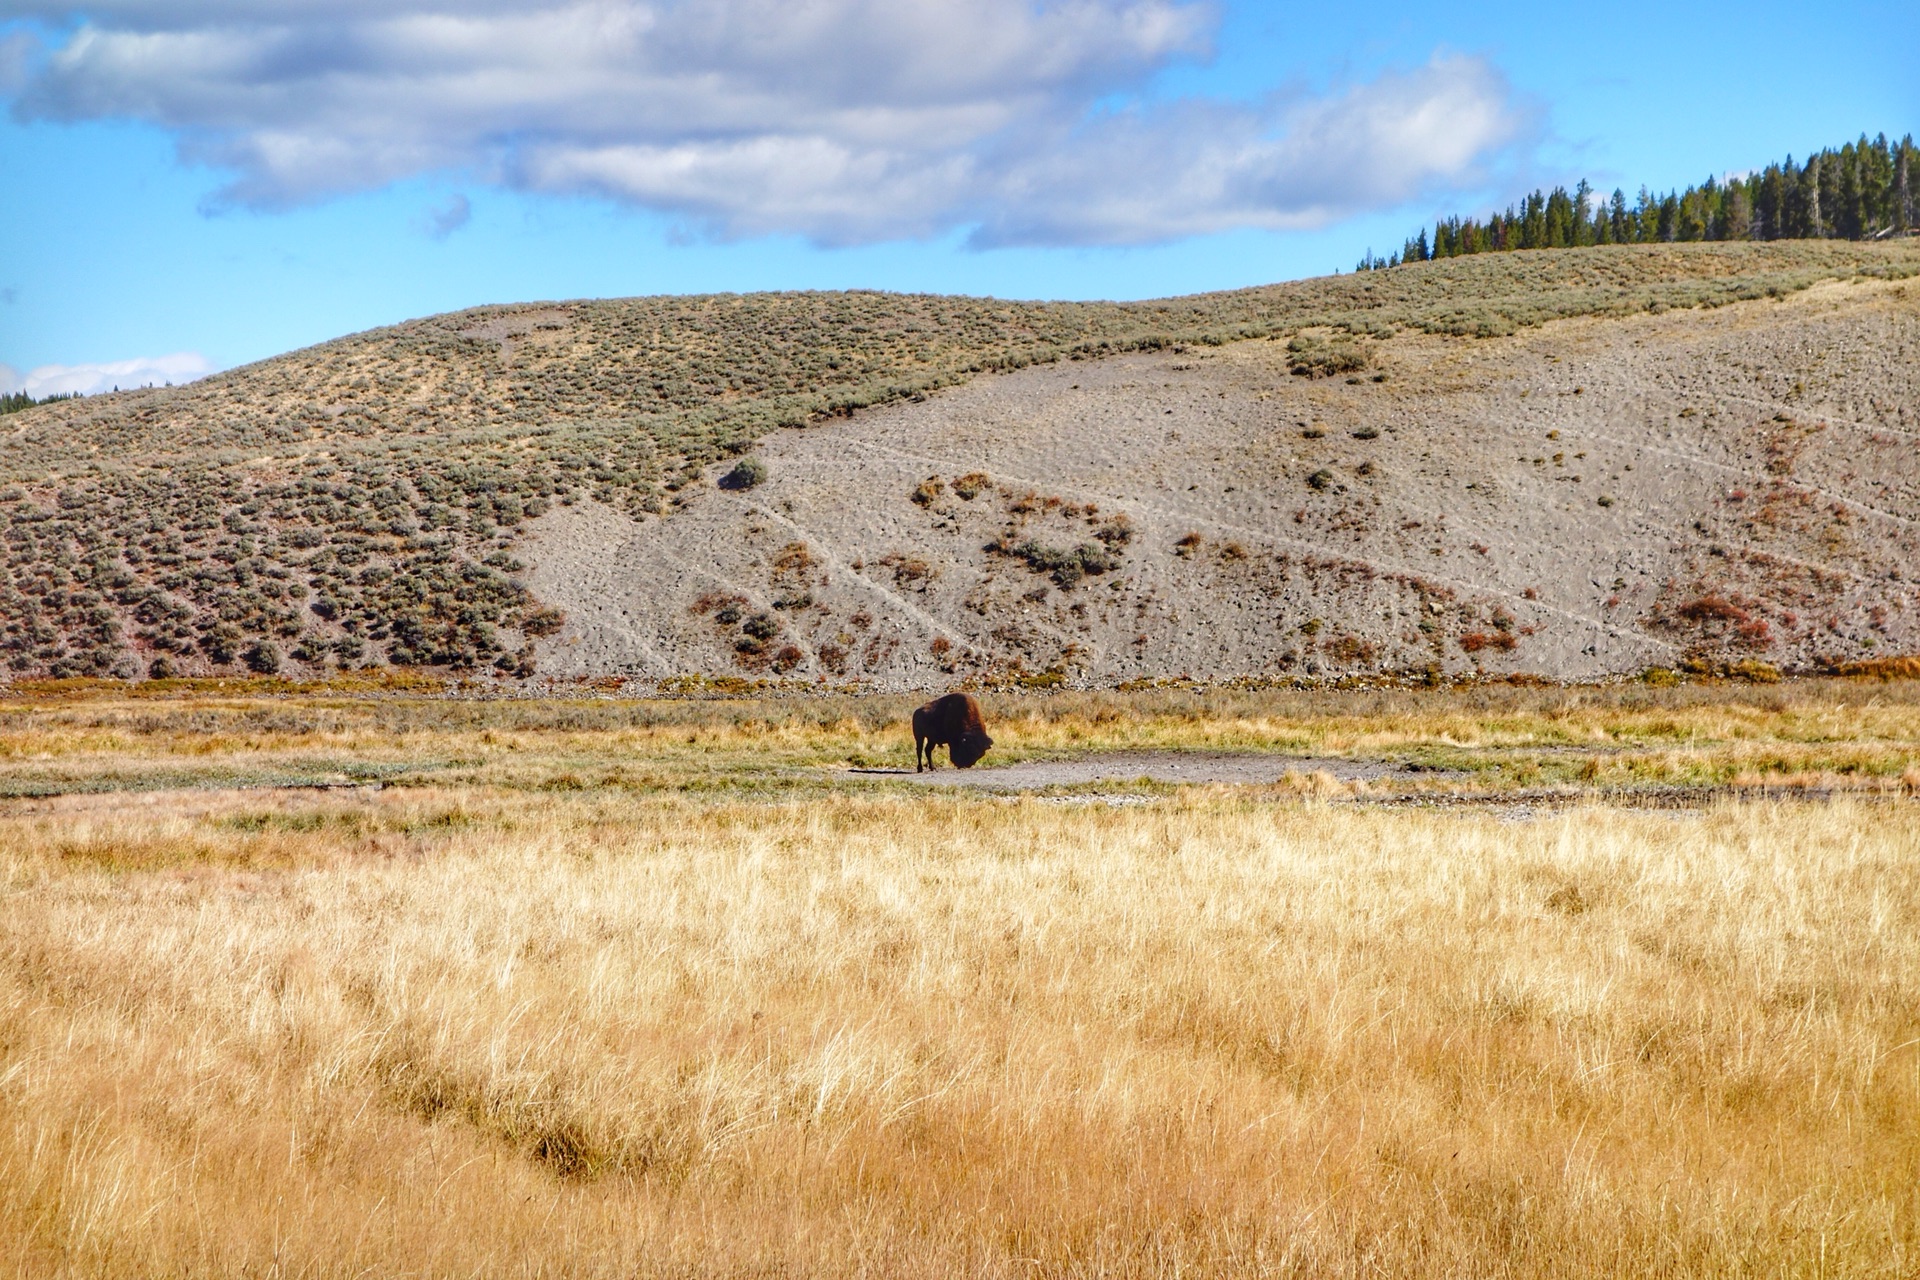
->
[3, 755, 1918, 1275]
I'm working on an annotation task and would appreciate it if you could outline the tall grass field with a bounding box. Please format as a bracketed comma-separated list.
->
[1, 682, 1916, 1276]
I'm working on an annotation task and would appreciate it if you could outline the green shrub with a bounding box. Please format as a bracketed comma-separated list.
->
[720, 457, 768, 490]
[1287, 336, 1372, 378]
[997, 539, 1119, 587]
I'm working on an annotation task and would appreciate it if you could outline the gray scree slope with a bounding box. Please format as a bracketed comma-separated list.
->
[525, 278, 1920, 687]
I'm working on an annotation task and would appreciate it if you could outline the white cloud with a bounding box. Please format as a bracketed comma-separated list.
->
[5, 1, 1529, 245]
[0, 352, 217, 398]
[965, 55, 1521, 246]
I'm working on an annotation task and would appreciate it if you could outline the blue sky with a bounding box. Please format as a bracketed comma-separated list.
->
[1, 0, 1914, 394]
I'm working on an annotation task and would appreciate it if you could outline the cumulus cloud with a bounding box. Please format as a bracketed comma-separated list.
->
[422, 191, 471, 238]
[0, 351, 216, 398]
[965, 55, 1520, 246]
[4, 0, 1527, 245]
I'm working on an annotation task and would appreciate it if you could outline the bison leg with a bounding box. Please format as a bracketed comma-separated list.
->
[915, 734, 927, 772]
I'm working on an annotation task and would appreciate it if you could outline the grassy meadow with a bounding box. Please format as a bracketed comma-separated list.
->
[2, 680, 1919, 1276]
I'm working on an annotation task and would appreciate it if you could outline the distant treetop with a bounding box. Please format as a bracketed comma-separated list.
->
[1370, 133, 1917, 271]
[0, 390, 77, 416]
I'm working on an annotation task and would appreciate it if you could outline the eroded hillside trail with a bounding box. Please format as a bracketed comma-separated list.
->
[831, 433, 1672, 655]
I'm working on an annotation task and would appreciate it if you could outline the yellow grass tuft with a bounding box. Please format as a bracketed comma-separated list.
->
[1840, 655, 1920, 681]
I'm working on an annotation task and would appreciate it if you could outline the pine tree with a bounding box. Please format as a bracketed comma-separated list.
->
[1836, 141, 1865, 238]
[1897, 141, 1913, 231]
[1657, 193, 1680, 242]
[1806, 154, 1824, 237]
[1572, 180, 1594, 246]
[1755, 166, 1783, 239]
[1863, 134, 1895, 232]
[1540, 187, 1567, 247]
[1722, 184, 1754, 241]
[1632, 187, 1654, 243]
[1677, 188, 1706, 241]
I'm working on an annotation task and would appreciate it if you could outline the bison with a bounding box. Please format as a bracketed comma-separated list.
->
[913, 692, 993, 771]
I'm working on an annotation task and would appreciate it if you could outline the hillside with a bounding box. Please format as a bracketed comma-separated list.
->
[2, 241, 1917, 685]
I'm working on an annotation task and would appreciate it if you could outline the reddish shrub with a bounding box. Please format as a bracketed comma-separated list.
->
[1677, 595, 1748, 624]
[771, 543, 817, 577]
[520, 606, 566, 637]
[1326, 635, 1377, 664]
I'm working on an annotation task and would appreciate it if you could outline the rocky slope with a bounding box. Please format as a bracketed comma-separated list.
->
[526, 274, 1920, 686]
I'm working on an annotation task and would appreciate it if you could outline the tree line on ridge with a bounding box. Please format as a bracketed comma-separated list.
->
[1357, 133, 1918, 270]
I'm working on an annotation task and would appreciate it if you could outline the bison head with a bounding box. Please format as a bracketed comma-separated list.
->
[949, 732, 993, 769]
